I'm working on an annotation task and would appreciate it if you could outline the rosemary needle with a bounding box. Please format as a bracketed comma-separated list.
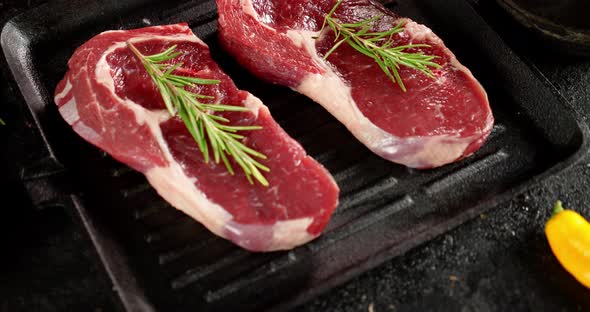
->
[319, 0, 442, 92]
[127, 42, 270, 186]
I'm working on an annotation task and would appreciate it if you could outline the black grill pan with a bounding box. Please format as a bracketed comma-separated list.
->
[2, 0, 588, 311]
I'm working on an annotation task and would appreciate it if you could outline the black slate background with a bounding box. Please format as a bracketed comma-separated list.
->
[1, 1, 589, 311]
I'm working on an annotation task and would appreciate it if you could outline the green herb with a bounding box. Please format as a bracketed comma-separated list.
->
[318, 0, 441, 92]
[0, 118, 4, 126]
[127, 42, 269, 186]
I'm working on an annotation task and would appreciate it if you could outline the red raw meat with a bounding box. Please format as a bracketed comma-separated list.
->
[216, 0, 494, 168]
[53, 23, 339, 252]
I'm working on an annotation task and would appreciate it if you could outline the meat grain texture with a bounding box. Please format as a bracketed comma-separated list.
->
[217, 0, 494, 168]
[54, 23, 339, 252]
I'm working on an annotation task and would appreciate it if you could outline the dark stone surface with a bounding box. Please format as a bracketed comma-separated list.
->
[1, 1, 589, 311]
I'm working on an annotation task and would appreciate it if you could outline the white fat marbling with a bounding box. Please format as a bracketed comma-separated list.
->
[54, 78, 72, 101]
[243, 93, 263, 118]
[58, 97, 79, 124]
[145, 164, 233, 235]
[73, 120, 102, 145]
[270, 217, 315, 250]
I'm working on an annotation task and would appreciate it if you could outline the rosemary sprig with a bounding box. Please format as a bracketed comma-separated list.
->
[319, 0, 442, 92]
[127, 42, 270, 186]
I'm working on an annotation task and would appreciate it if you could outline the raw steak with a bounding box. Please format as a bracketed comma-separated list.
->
[53, 23, 339, 252]
[216, 0, 494, 168]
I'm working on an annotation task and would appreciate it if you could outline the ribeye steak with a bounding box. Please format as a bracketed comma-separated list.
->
[216, 0, 494, 168]
[54, 23, 339, 252]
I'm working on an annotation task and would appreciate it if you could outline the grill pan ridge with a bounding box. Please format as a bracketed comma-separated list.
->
[2, 0, 589, 311]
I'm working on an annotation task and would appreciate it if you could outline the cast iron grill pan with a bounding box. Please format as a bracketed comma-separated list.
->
[2, 0, 588, 311]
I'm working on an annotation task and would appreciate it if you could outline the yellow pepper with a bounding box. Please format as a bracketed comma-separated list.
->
[545, 201, 590, 288]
